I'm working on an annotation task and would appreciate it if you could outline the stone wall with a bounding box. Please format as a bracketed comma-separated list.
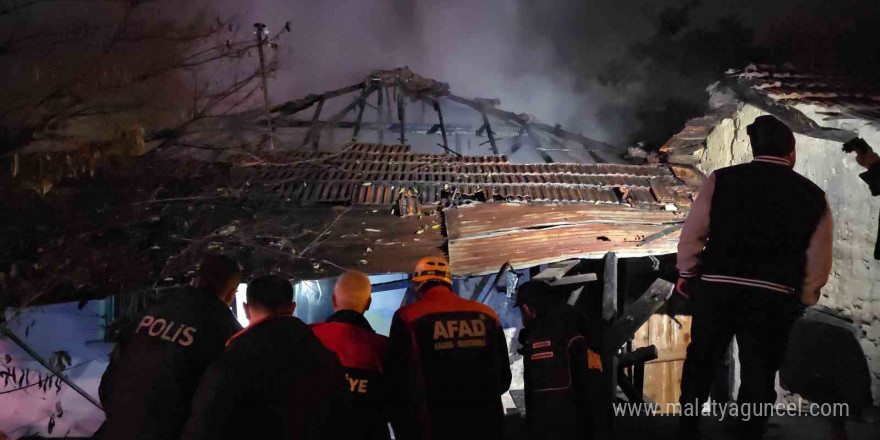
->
[699, 103, 880, 404]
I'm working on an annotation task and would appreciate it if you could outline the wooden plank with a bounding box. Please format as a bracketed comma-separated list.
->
[649, 179, 676, 203]
[432, 98, 450, 154]
[549, 273, 597, 286]
[532, 260, 580, 282]
[480, 109, 499, 155]
[273, 82, 364, 114]
[376, 86, 385, 144]
[397, 85, 406, 144]
[602, 252, 618, 321]
[448, 223, 681, 276]
[302, 98, 325, 149]
[445, 202, 687, 241]
[603, 279, 674, 353]
[566, 286, 583, 305]
[351, 87, 375, 141]
[445, 94, 616, 152]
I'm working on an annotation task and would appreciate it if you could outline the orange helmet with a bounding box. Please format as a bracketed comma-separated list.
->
[412, 256, 453, 284]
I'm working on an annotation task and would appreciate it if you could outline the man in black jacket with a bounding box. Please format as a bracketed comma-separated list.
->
[515, 280, 609, 440]
[181, 275, 351, 440]
[849, 138, 880, 259]
[676, 115, 834, 439]
[98, 254, 243, 440]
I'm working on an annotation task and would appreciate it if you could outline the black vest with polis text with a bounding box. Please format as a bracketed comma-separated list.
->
[701, 160, 826, 293]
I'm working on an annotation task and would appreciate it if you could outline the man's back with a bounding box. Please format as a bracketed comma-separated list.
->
[181, 315, 351, 440]
[311, 310, 390, 440]
[702, 160, 827, 292]
[519, 305, 607, 440]
[388, 285, 512, 440]
[99, 288, 241, 440]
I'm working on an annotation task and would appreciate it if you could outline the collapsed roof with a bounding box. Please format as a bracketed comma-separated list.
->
[165, 67, 621, 165]
[729, 64, 880, 123]
[1, 69, 701, 308]
[661, 63, 880, 164]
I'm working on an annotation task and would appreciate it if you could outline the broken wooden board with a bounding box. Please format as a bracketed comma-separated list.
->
[448, 223, 681, 276]
[445, 202, 687, 240]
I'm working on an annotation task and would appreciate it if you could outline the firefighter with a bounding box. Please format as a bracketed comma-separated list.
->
[98, 254, 243, 440]
[515, 280, 609, 440]
[311, 271, 391, 440]
[181, 275, 351, 440]
[387, 256, 512, 440]
[676, 115, 833, 440]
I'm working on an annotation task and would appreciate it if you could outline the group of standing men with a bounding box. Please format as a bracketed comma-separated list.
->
[97, 253, 607, 440]
[99, 255, 559, 440]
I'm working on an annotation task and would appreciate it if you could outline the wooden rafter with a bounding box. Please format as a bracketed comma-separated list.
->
[273, 82, 364, 115]
[302, 98, 325, 149]
[432, 98, 449, 153]
[351, 86, 375, 142]
[377, 86, 385, 144]
[396, 83, 406, 144]
[479, 108, 499, 155]
[445, 94, 614, 153]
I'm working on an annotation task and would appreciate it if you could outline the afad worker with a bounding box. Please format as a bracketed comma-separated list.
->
[676, 115, 833, 440]
[98, 254, 243, 440]
[387, 256, 512, 440]
[181, 275, 352, 440]
[515, 280, 610, 440]
[311, 271, 391, 440]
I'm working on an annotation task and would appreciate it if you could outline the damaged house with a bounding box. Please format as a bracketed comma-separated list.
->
[0, 68, 702, 435]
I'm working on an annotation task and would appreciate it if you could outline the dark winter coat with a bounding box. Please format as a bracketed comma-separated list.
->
[386, 285, 512, 440]
[98, 288, 242, 440]
[180, 315, 352, 440]
[311, 310, 390, 440]
[860, 162, 880, 259]
[518, 305, 610, 440]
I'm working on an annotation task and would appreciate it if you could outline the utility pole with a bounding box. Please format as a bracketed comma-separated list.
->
[254, 22, 274, 150]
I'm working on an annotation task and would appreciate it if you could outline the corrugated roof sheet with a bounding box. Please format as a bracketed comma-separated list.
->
[449, 221, 681, 276]
[141, 143, 697, 208]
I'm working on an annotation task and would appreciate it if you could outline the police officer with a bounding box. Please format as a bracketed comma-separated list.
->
[181, 275, 352, 440]
[98, 254, 243, 440]
[387, 256, 512, 440]
[311, 271, 390, 440]
[515, 280, 609, 440]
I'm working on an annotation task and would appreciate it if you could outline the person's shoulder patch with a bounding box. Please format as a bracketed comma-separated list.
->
[587, 350, 603, 371]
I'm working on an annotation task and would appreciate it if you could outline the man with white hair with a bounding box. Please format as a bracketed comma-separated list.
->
[311, 271, 390, 440]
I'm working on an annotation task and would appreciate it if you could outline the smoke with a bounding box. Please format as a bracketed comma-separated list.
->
[214, 0, 667, 144]
[215, 0, 880, 147]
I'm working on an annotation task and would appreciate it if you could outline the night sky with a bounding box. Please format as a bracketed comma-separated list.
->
[214, 0, 880, 145]
[2, 0, 877, 149]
